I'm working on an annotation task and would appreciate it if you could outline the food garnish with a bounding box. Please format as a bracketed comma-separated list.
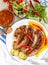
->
[36, 44, 48, 57]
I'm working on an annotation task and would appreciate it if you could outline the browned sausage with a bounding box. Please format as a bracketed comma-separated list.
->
[17, 36, 29, 48]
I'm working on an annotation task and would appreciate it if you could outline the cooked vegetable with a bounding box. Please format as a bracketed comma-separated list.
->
[11, 49, 15, 55]
[14, 50, 19, 56]
[26, 34, 33, 41]
[33, 11, 42, 18]
[19, 52, 27, 60]
[22, 45, 33, 51]
[28, 21, 43, 31]
[25, 45, 32, 49]
[36, 44, 48, 57]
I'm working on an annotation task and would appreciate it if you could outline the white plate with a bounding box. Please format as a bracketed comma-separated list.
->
[6, 19, 48, 64]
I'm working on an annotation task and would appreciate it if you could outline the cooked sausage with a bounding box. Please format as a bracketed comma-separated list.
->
[13, 25, 45, 56]
[28, 30, 45, 56]
[20, 47, 29, 53]
[28, 49, 38, 56]
[13, 41, 17, 49]
[31, 30, 44, 48]
[20, 25, 26, 33]
[34, 30, 45, 49]
[17, 36, 29, 48]
[14, 28, 25, 44]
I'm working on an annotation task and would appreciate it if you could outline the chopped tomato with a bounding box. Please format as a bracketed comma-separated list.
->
[33, 11, 42, 18]
[22, 9, 28, 13]
[22, 45, 33, 50]
[17, 0, 23, 4]
[25, 46, 33, 50]
[8, 4, 12, 11]
[26, 46, 33, 54]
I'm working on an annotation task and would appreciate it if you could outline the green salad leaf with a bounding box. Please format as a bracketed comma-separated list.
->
[26, 2, 48, 23]
[12, 1, 48, 23]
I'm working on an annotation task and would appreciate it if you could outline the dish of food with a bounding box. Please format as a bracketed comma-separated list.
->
[0, 9, 13, 28]
[12, 0, 29, 18]
[6, 19, 48, 60]
[6, 0, 48, 23]
[26, 0, 48, 24]
[3, 0, 48, 23]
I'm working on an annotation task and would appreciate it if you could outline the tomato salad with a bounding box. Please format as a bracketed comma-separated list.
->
[12, 0, 29, 18]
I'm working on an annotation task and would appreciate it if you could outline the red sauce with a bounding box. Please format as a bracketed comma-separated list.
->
[0, 9, 13, 28]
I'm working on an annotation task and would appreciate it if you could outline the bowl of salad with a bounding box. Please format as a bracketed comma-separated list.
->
[12, 0, 29, 18]
[7, 0, 48, 23]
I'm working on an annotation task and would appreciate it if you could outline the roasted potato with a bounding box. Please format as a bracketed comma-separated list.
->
[14, 50, 19, 56]
[19, 52, 27, 60]
[11, 49, 15, 55]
